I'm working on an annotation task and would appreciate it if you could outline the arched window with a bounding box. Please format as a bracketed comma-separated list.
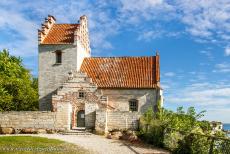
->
[55, 50, 62, 64]
[129, 99, 138, 111]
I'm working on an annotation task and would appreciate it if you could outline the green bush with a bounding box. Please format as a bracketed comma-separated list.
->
[163, 130, 184, 151]
[139, 106, 228, 153]
[174, 133, 211, 154]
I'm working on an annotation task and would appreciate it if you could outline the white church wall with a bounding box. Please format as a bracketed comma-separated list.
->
[85, 103, 98, 129]
[95, 110, 141, 133]
[76, 41, 90, 71]
[101, 89, 158, 113]
[39, 44, 78, 111]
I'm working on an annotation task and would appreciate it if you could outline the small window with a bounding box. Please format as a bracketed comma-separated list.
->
[78, 92, 85, 98]
[129, 99, 138, 111]
[55, 50, 62, 64]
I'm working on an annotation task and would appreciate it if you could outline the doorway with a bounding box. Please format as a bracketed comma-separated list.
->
[76, 110, 85, 127]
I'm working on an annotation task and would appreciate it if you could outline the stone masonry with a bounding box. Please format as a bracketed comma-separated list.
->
[0, 101, 71, 131]
[38, 15, 90, 111]
[52, 72, 108, 129]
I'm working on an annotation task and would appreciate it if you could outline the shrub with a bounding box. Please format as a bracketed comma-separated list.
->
[139, 106, 228, 153]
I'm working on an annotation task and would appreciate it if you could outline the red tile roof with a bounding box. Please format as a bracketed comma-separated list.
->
[80, 56, 160, 88]
[42, 24, 79, 44]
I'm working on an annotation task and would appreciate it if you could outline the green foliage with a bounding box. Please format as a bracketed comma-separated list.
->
[0, 49, 38, 111]
[139, 106, 228, 153]
[174, 133, 211, 154]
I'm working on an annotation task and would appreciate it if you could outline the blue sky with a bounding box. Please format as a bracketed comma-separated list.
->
[0, 0, 230, 123]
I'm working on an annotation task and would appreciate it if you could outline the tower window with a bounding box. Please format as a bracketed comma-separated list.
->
[55, 50, 62, 64]
[129, 99, 138, 111]
[78, 92, 85, 98]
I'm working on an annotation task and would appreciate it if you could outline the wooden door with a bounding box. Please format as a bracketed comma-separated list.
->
[77, 110, 85, 127]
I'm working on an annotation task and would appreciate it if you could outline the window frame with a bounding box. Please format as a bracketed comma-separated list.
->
[78, 91, 85, 99]
[129, 99, 138, 112]
[55, 50, 62, 64]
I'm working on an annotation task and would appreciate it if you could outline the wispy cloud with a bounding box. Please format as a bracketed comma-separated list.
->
[0, 7, 37, 57]
[118, 0, 230, 55]
[203, 108, 230, 123]
[0, 0, 121, 56]
[1, 0, 230, 57]
[167, 82, 230, 107]
[200, 50, 214, 60]
[225, 47, 230, 56]
[163, 72, 175, 77]
[176, 0, 230, 39]
[119, 0, 174, 25]
[213, 63, 230, 73]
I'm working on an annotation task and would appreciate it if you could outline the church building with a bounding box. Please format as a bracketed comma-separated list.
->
[38, 15, 163, 132]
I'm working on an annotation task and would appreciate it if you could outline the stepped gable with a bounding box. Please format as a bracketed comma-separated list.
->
[38, 15, 90, 54]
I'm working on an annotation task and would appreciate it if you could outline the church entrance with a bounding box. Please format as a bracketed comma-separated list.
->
[76, 110, 85, 127]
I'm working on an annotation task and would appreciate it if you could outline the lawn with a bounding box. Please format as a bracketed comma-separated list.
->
[0, 136, 89, 154]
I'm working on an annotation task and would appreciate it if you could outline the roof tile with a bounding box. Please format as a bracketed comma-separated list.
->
[42, 24, 79, 44]
[80, 56, 160, 88]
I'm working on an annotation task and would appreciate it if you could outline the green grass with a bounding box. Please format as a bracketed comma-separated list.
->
[0, 136, 89, 154]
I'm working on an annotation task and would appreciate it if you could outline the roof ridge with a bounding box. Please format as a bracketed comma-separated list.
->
[54, 23, 80, 25]
[86, 56, 156, 59]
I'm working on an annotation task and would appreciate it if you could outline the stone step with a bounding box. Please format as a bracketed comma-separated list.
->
[72, 126, 85, 129]
[61, 131, 92, 135]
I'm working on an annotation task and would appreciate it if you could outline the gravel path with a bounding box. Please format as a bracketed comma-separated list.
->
[1, 134, 170, 154]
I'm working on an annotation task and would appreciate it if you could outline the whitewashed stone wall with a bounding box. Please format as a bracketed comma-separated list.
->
[95, 110, 141, 133]
[0, 102, 71, 131]
[101, 89, 159, 113]
[107, 111, 141, 130]
[0, 111, 55, 129]
[85, 103, 97, 128]
[39, 44, 78, 111]
[39, 16, 91, 111]
[95, 110, 106, 134]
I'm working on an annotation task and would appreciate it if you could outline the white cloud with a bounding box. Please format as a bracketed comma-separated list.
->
[213, 63, 230, 73]
[0, 0, 121, 56]
[137, 30, 164, 41]
[119, 0, 174, 25]
[203, 108, 230, 123]
[119, 0, 230, 55]
[167, 82, 230, 107]
[0, 0, 230, 75]
[1, 0, 230, 57]
[176, 0, 230, 39]
[163, 72, 175, 77]
[200, 50, 213, 60]
[225, 47, 230, 56]
[0, 8, 37, 57]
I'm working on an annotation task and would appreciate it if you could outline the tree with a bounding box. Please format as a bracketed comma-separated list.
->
[0, 49, 38, 111]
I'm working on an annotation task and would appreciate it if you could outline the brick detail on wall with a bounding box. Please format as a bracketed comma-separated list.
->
[51, 72, 108, 129]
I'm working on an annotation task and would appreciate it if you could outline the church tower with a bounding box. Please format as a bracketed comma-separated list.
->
[38, 15, 91, 110]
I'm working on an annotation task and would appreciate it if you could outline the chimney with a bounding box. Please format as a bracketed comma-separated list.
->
[38, 15, 56, 44]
